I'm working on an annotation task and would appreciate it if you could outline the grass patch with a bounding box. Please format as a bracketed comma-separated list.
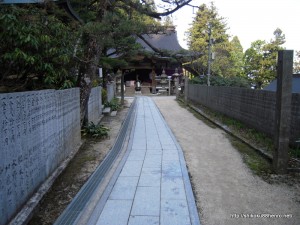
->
[227, 134, 272, 176]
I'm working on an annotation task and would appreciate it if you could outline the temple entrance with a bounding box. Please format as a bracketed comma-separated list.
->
[124, 69, 152, 84]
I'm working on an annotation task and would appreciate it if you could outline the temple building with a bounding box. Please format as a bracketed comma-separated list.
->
[119, 27, 188, 88]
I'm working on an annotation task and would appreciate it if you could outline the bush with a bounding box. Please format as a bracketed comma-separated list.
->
[104, 98, 120, 111]
[190, 75, 251, 88]
[82, 122, 109, 138]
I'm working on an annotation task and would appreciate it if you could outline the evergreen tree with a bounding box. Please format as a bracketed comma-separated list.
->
[244, 28, 286, 88]
[244, 40, 266, 88]
[229, 36, 245, 77]
[187, 3, 243, 78]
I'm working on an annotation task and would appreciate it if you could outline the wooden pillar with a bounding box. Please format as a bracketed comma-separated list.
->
[151, 68, 157, 94]
[273, 50, 293, 174]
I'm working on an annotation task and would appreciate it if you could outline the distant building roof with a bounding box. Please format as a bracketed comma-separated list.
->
[137, 28, 184, 53]
[264, 74, 300, 93]
[108, 27, 185, 60]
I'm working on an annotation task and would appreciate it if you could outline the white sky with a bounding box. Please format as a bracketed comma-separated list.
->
[160, 0, 300, 52]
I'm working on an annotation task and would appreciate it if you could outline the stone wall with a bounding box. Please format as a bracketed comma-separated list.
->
[188, 84, 300, 143]
[87, 86, 102, 124]
[0, 88, 81, 225]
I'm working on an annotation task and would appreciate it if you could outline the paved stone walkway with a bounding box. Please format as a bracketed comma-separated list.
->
[88, 96, 200, 225]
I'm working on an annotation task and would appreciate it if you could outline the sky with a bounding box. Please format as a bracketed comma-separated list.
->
[158, 0, 300, 52]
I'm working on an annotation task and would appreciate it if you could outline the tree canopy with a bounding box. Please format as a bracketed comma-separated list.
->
[244, 28, 286, 88]
[0, 3, 79, 92]
[186, 2, 244, 78]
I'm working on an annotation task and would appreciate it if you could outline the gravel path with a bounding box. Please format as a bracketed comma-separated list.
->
[153, 96, 300, 225]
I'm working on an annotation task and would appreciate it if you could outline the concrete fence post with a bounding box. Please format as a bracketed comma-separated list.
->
[273, 50, 293, 174]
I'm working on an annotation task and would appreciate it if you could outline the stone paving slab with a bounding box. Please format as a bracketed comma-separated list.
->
[96, 200, 132, 225]
[131, 186, 160, 216]
[128, 215, 159, 225]
[109, 176, 139, 200]
[90, 97, 200, 225]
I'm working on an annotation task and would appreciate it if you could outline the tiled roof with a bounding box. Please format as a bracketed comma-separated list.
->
[137, 28, 184, 53]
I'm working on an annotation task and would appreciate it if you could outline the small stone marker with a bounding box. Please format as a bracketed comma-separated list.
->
[110, 111, 117, 116]
[103, 107, 111, 115]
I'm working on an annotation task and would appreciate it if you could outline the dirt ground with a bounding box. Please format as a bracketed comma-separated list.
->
[153, 96, 300, 225]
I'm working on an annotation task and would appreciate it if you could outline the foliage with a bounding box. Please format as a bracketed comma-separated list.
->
[100, 57, 128, 70]
[101, 88, 107, 104]
[289, 139, 300, 160]
[294, 51, 300, 74]
[186, 3, 244, 78]
[104, 98, 121, 111]
[190, 75, 251, 88]
[82, 122, 109, 138]
[229, 36, 245, 77]
[1, 0, 193, 124]
[0, 5, 79, 91]
[244, 28, 286, 88]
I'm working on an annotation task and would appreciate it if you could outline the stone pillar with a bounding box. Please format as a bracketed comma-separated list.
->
[184, 71, 189, 105]
[273, 50, 293, 174]
[121, 72, 124, 105]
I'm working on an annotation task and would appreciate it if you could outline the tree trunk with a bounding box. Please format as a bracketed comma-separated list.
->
[78, 33, 102, 127]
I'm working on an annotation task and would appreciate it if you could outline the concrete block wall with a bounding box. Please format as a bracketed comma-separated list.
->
[0, 88, 81, 225]
[188, 84, 300, 143]
[87, 86, 102, 124]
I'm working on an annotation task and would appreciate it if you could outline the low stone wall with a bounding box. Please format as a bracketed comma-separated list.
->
[87, 86, 102, 124]
[188, 84, 300, 143]
[0, 88, 81, 225]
